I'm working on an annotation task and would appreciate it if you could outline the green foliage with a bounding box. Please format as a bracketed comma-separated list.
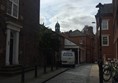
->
[39, 24, 60, 51]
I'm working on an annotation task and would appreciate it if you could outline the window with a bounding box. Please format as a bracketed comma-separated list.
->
[7, 0, 19, 18]
[102, 20, 109, 30]
[79, 40, 83, 44]
[102, 35, 109, 46]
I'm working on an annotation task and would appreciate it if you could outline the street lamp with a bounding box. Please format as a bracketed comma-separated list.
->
[96, 3, 104, 83]
[92, 22, 95, 24]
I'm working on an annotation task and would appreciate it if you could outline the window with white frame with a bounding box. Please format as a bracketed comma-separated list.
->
[102, 35, 109, 46]
[7, 0, 19, 18]
[102, 19, 109, 30]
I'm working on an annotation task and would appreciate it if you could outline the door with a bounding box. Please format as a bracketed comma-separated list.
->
[9, 32, 14, 65]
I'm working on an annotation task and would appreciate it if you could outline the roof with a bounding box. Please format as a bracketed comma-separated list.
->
[101, 4, 113, 14]
[61, 30, 86, 49]
[61, 33, 85, 49]
[95, 3, 113, 17]
[55, 22, 60, 27]
[69, 30, 86, 36]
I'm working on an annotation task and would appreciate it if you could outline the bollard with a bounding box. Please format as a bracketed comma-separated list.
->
[44, 64, 47, 74]
[56, 61, 59, 69]
[51, 65, 53, 71]
[35, 65, 38, 78]
[21, 66, 25, 83]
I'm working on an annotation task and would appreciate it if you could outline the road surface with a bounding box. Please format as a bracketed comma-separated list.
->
[46, 64, 92, 83]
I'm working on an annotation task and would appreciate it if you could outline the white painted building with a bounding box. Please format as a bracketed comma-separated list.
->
[63, 38, 86, 64]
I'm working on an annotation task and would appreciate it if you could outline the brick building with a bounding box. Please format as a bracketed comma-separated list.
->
[62, 30, 86, 64]
[0, 0, 40, 66]
[82, 25, 95, 63]
[112, 0, 118, 59]
[62, 26, 95, 63]
[95, 3, 114, 60]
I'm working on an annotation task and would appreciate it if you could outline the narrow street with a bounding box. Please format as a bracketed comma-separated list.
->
[45, 64, 92, 83]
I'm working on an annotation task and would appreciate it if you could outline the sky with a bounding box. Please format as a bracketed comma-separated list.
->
[40, 0, 112, 33]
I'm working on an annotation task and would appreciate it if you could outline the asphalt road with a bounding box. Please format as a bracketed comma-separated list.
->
[45, 64, 92, 83]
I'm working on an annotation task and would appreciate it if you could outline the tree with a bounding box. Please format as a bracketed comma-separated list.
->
[39, 24, 60, 51]
[38, 24, 61, 72]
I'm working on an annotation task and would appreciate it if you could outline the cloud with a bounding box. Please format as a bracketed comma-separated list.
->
[40, 0, 112, 33]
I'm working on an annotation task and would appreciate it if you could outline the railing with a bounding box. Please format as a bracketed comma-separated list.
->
[21, 63, 60, 83]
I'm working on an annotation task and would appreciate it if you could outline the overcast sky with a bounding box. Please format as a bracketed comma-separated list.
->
[40, 0, 112, 33]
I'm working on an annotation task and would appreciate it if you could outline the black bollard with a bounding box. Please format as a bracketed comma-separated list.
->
[21, 66, 25, 83]
[51, 64, 53, 71]
[35, 65, 38, 78]
[44, 64, 47, 74]
[56, 61, 58, 69]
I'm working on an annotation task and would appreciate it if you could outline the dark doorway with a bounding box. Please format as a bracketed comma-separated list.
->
[9, 32, 14, 65]
[72, 48, 78, 64]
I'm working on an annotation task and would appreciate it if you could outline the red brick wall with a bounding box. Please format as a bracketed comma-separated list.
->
[96, 14, 114, 60]
[19, 0, 40, 65]
[0, 0, 6, 66]
[113, 0, 118, 59]
[101, 16, 114, 60]
[63, 33, 95, 63]
[86, 35, 95, 63]
[0, 29, 6, 66]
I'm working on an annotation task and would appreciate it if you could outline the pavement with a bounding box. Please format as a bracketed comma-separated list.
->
[88, 64, 99, 83]
[0, 64, 112, 83]
[0, 66, 68, 83]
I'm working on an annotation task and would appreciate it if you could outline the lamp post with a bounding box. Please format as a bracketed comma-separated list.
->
[96, 3, 104, 83]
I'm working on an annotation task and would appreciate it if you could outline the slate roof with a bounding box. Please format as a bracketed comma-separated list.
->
[101, 4, 113, 14]
[69, 30, 86, 36]
[95, 3, 113, 17]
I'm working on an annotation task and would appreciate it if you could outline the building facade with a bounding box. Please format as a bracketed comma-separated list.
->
[0, 0, 40, 66]
[82, 26, 95, 63]
[95, 3, 114, 60]
[113, 0, 118, 59]
[62, 27, 95, 63]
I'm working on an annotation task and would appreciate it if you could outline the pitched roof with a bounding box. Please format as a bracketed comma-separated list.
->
[55, 22, 60, 27]
[61, 33, 85, 49]
[69, 30, 86, 36]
